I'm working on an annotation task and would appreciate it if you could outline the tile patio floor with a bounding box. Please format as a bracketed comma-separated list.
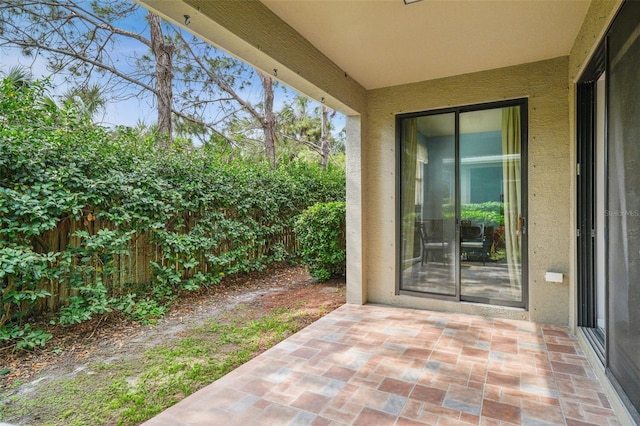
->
[144, 304, 620, 425]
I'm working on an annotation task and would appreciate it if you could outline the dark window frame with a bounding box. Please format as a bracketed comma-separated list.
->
[576, 41, 607, 362]
[395, 98, 529, 309]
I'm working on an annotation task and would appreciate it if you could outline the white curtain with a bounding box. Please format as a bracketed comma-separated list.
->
[402, 118, 418, 262]
[502, 107, 521, 290]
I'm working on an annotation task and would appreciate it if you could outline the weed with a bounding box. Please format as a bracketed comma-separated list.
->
[1, 302, 321, 425]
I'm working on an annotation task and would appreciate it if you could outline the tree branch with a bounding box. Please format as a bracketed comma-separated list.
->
[8, 39, 157, 96]
[174, 31, 264, 122]
[279, 133, 321, 153]
[171, 108, 237, 148]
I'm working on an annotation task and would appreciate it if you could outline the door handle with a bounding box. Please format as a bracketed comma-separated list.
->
[518, 216, 527, 235]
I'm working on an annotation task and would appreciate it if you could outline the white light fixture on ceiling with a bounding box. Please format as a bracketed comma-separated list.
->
[403, 0, 423, 4]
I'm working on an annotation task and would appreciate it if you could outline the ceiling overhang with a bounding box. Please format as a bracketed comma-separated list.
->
[260, 0, 591, 90]
[137, 0, 591, 114]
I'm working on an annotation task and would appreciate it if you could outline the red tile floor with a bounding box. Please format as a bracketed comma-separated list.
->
[143, 304, 621, 425]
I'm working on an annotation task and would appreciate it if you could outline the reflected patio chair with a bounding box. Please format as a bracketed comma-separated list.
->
[460, 222, 488, 265]
[419, 219, 449, 266]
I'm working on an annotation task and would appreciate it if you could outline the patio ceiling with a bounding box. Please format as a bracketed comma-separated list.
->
[260, 0, 591, 90]
[137, 0, 591, 113]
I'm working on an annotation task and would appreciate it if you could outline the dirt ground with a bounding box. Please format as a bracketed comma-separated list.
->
[0, 264, 346, 398]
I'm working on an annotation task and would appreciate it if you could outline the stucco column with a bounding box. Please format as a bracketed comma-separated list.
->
[346, 114, 367, 304]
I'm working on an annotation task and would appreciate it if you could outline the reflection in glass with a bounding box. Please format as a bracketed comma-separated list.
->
[459, 107, 522, 303]
[400, 113, 456, 296]
[607, 1, 640, 412]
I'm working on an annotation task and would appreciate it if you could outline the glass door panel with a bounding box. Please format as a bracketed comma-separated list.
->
[607, 0, 640, 414]
[400, 113, 456, 296]
[459, 108, 523, 304]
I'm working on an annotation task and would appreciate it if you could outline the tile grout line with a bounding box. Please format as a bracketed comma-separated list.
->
[540, 324, 568, 426]
[476, 317, 494, 425]
[385, 310, 448, 425]
[419, 312, 449, 424]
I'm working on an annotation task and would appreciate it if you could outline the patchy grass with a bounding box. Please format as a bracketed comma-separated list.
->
[0, 271, 345, 425]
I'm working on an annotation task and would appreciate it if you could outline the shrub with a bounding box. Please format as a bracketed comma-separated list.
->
[0, 77, 346, 350]
[443, 201, 504, 226]
[294, 201, 346, 281]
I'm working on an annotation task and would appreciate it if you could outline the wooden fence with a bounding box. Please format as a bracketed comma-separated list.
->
[30, 211, 298, 313]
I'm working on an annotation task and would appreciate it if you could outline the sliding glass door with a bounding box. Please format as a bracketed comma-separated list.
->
[607, 0, 640, 416]
[398, 101, 527, 308]
[577, 1, 640, 419]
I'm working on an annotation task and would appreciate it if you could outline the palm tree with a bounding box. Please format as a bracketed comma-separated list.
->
[279, 95, 339, 167]
[61, 84, 106, 122]
[1, 65, 34, 89]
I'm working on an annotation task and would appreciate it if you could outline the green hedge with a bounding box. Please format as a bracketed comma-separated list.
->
[443, 201, 504, 226]
[294, 201, 346, 281]
[0, 78, 345, 349]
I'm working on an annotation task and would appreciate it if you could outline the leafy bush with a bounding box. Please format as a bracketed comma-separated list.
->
[294, 202, 346, 281]
[461, 201, 504, 225]
[0, 324, 52, 350]
[443, 201, 504, 226]
[0, 78, 345, 349]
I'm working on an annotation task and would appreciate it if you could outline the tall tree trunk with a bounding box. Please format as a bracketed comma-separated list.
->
[320, 105, 330, 168]
[149, 12, 174, 146]
[259, 72, 277, 167]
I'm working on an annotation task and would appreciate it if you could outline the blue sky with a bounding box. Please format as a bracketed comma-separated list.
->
[1, 4, 153, 127]
[0, 2, 337, 133]
[3, 43, 156, 128]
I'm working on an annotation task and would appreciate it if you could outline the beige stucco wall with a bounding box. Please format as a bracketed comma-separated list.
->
[569, 0, 622, 82]
[363, 57, 572, 325]
[346, 115, 367, 305]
